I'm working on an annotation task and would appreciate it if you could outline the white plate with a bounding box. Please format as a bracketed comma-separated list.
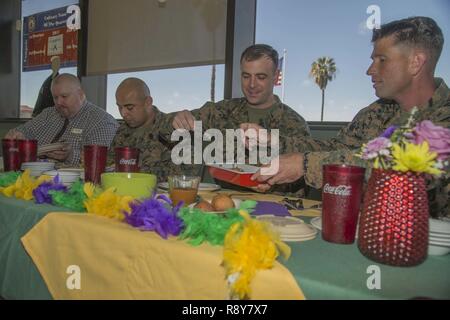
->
[428, 244, 450, 256]
[21, 162, 55, 167]
[430, 232, 450, 239]
[37, 142, 67, 156]
[256, 215, 317, 239]
[158, 182, 221, 192]
[281, 234, 317, 242]
[429, 239, 450, 247]
[310, 217, 322, 230]
[429, 218, 450, 234]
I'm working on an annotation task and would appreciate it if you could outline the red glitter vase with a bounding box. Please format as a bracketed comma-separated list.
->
[357, 169, 429, 267]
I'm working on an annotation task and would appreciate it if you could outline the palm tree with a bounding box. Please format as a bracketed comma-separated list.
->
[309, 57, 337, 121]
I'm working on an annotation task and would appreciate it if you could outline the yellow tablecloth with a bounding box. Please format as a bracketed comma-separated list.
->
[22, 212, 305, 300]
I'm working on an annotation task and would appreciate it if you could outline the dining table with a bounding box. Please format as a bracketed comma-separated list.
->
[0, 188, 449, 300]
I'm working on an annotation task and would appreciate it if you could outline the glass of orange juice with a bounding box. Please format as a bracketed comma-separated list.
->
[168, 175, 200, 206]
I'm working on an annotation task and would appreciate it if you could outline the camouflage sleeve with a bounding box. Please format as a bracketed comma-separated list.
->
[158, 101, 226, 139]
[277, 107, 311, 154]
[139, 141, 176, 181]
[106, 124, 126, 167]
[284, 101, 390, 153]
[190, 101, 230, 130]
[157, 111, 177, 138]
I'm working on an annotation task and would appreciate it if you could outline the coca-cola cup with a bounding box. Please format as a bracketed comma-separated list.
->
[83, 145, 108, 184]
[18, 139, 38, 163]
[321, 164, 366, 244]
[2, 139, 21, 171]
[115, 147, 140, 172]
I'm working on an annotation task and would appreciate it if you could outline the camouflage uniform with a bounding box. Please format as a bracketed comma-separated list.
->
[108, 106, 182, 181]
[160, 95, 311, 194]
[288, 78, 450, 217]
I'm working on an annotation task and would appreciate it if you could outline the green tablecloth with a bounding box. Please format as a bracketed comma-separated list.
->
[1, 194, 449, 299]
[283, 226, 450, 299]
[0, 195, 74, 299]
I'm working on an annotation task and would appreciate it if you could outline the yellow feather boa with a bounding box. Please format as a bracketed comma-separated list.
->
[223, 210, 291, 299]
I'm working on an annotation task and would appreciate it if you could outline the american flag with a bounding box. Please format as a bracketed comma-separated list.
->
[275, 57, 283, 86]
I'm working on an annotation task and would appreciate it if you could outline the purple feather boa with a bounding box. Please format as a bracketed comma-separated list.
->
[33, 175, 68, 204]
[124, 193, 184, 239]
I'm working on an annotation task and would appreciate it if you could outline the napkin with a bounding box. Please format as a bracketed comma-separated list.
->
[252, 201, 291, 217]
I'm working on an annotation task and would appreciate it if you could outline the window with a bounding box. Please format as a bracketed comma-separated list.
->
[255, 0, 450, 121]
[20, 0, 78, 118]
[107, 65, 225, 119]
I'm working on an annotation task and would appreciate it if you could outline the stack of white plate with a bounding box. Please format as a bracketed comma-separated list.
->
[429, 218, 450, 256]
[21, 162, 55, 177]
[42, 170, 81, 186]
[256, 215, 317, 242]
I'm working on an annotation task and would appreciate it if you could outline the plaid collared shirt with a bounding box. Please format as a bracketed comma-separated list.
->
[16, 100, 119, 166]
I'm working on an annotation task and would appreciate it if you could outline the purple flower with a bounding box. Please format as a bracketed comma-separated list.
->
[381, 125, 398, 138]
[33, 175, 67, 204]
[124, 193, 184, 238]
[412, 120, 450, 160]
[361, 137, 392, 160]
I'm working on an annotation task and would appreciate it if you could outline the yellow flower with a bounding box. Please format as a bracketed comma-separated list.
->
[84, 187, 134, 220]
[222, 210, 291, 299]
[392, 141, 442, 175]
[1, 170, 51, 200]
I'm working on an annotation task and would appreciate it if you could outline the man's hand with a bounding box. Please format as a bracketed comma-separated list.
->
[240, 123, 271, 149]
[172, 110, 195, 131]
[45, 143, 72, 161]
[5, 129, 25, 140]
[251, 153, 305, 192]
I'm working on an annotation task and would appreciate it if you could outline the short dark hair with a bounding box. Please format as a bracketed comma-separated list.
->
[372, 16, 444, 69]
[240, 44, 279, 72]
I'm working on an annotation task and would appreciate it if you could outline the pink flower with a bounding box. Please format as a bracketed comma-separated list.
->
[413, 120, 450, 160]
[361, 137, 392, 160]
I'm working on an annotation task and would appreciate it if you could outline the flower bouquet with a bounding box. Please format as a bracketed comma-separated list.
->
[357, 108, 450, 266]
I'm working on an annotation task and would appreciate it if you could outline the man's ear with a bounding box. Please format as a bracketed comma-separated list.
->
[145, 96, 153, 107]
[273, 69, 280, 85]
[409, 50, 427, 76]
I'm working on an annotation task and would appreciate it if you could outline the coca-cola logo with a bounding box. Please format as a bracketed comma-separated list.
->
[323, 183, 352, 196]
[119, 158, 137, 165]
[8, 147, 19, 152]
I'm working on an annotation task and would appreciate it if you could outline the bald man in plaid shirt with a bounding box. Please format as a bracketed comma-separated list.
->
[6, 74, 119, 166]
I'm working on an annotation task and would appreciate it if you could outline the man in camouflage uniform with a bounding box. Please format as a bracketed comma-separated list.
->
[159, 44, 311, 194]
[109, 78, 181, 181]
[252, 17, 450, 217]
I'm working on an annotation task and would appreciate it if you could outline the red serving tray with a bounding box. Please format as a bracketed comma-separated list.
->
[208, 164, 260, 187]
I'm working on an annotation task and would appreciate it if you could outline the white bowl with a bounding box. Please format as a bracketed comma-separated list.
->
[429, 218, 450, 234]
[428, 244, 450, 256]
[58, 168, 85, 180]
[430, 232, 450, 240]
[429, 239, 450, 247]
[43, 170, 81, 183]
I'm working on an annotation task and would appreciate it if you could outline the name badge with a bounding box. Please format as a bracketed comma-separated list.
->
[71, 128, 83, 135]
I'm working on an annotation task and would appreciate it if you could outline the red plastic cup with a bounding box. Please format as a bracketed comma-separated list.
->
[2, 139, 21, 171]
[321, 164, 366, 244]
[115, 147, 140, 172]
[83, 145, 108, 184]
[18, 139, 37, 163]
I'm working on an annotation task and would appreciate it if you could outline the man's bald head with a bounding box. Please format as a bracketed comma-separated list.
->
[51, 73, 86, 119]
[116, 77, 151, 100]
[51, 73, 82, 90]
[115, 78, 154, 128]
